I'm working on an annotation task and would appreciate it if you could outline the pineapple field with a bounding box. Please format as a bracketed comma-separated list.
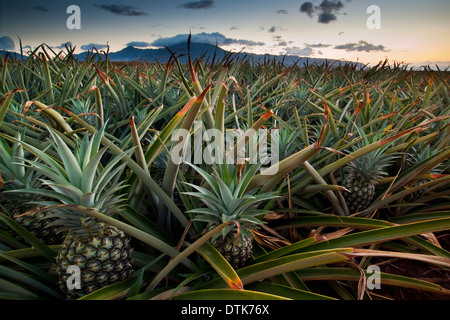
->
[0, 42, 449, 301]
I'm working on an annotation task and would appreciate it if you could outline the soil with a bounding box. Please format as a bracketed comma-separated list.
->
[376, 258, 450, 300]
[375, 231, 450, 300]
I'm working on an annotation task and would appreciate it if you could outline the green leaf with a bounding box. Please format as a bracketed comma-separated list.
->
[294, 218, 450, 254]
[146, 222, 236, 291]
[0, 265, 61, 299]
[80, 146, 108, 193]
[296, 267, 450, 296]
[246, 282, 336, 300]
[197, 242, 243, 289]
[47, 130, 82, 187]
[173, 288, 290, 300]
[78, 277, 136, 300]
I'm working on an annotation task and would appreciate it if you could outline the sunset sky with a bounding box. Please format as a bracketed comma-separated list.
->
[0, 0, 449, 68]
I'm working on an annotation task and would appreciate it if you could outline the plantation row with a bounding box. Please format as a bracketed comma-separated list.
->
[0, 43, 449, 300]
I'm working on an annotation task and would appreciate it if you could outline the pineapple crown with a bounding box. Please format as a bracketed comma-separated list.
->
[344, 149, 395, 182]
[69, 98, 96, 126]
[183, 161, 279, 241]
[7, 125, 131, 237]
[405, 145, 442, 174]
[344, 125, 397, 183]
[275, 124, 303, 160]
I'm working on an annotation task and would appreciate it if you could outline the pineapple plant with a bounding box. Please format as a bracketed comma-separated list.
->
[342, 143, 396, 215]
[404, 145, 442, 202]
[184, 162, 278, 269]
[0, 132, 60, 245]
[68, 98, 97, 127]
[12, 127, 133, 299]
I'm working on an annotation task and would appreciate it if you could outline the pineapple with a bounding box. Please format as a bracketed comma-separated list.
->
[12, 127, 133, 299]
[184, 162, 278, 269]
[0, 133, 60, 245]
[343, 147, 395, 214]
[404, 145, 441, 202]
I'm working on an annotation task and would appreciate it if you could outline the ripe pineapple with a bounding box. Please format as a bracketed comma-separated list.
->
[13, 127, 133, 299]
[0, 133, 60, 244]
[343, 148, 395, 214]
[184, 162, 278, 269]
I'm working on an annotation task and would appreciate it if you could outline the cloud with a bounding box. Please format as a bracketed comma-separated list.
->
[305, 43, 331, 48]
[334, 40, 388, 52]
[318, 12, 337, 23]
[32, 5, 48, 12]
[277, 9, 288, 14]
[94, 4, 147, 16]
[284, 46, 314, 56]
[268, 26, 285, 33]
[178, 0, 215, 10]
[0, 36, 15, 51]
[126, 41, 151, 48]
[151, 32, 264, 47]
[54, 42, 73, 49]
[81, 43, 109, 51]
[300, 0, 345, 24]
[299, 2, 314, 17]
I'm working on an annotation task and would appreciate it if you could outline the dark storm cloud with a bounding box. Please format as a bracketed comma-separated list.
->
[32, 5, 48, 12]
[151, 32, 264, 47]
[334, 40, 388, 52]
[300, 0, 345, 24]
[299, 2, 314, 17]
[94, 4, 147, 16]
[318, 12, 337, 23]
[178, 0, 215, 10]
[319, 0, 344, 13]
[126, 41, 151, 48]
[0, 36, 15, 51]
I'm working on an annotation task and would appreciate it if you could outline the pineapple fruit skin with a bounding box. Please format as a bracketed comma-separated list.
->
[342, 175, 375, 214]
[211, 233, 253, 269]
[56, 225, 133, 299]
[405, 179, 429, 202]
[1, 200, 61, 245]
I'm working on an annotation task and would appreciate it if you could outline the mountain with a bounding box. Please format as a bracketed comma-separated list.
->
[1, 44, 364, 68]
[74, 43, 365, 68]
[0, 50, 27, 59]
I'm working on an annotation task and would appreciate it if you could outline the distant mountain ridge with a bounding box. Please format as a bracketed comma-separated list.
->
[1, 43, 365, 68]
[75, 42, 364, 68]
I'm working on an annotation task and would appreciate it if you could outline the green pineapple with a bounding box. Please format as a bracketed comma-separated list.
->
[0, 133, 60, 244]
[343, 147, 395, 214]
[404, 145, 441, 202]
[13, 127, 133, 299]
[184, 162, 278, 269]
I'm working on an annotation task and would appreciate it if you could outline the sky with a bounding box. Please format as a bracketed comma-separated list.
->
[0, 0, 449, 68]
